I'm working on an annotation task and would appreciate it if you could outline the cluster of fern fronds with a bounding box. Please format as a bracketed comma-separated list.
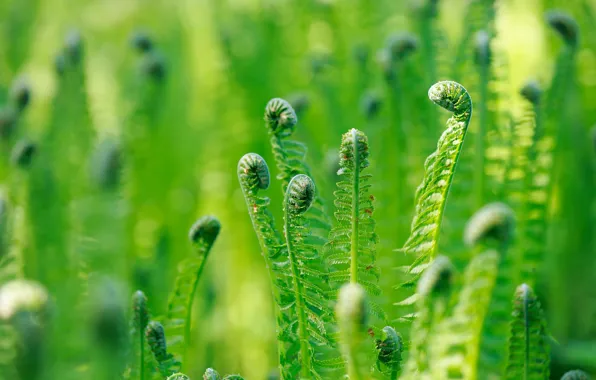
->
[0, 0, 595, 379]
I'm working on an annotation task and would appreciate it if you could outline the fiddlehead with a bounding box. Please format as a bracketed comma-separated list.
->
[429, 249, 500, 379]
[238, 153, 303, 378]
[470, 203, 516, 378]
[283, 174, 335, 379]
[166, 373, 190, 380]
[264, 97, 331, 239]
[145, 320, 179, 377]
[561, 370, 591, 380]
[165, 216, 220, 363]
[336, 283, 368, 380]
[375, 326, 403, 380]
[505, 284, 550, 380]
[398, 81, 471, 322]
[402, 256, 454, 379]
[326, 129, 384, 319]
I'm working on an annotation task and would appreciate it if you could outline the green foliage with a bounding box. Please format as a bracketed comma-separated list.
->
[1, 1, 595, 379]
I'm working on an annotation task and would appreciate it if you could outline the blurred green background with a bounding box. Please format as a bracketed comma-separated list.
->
[1, 0, 595, 378]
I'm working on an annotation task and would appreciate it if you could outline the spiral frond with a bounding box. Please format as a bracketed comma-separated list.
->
[265, 98, 298, 136]
[203, 368, 221, 379]
[238, 153, 270, 190]
[189, 215, 221, 246]
[428, 80, 472, 119]
[561, 370, 591, 380]
[131, 290, 149, 331]
[417, 256, 453, 298]
[286, 174, 315, 215]
[167, 373, 190, 380]
[386, 32, 418, 62]
[0, 280, 48, 320]
[520, 80, 542, 106]
[464, 202, 515, 247]
[546, 11, 579, 47]
[146, 321, 168, 362]
[376, 326, 403, 376]
[360, 92, 383, 120]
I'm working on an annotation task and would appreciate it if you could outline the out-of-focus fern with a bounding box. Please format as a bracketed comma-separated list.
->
[336, 283, 369, 380]
[264, 98, 331, 236]
[128, 290, 151, 380]
[283, 174, 335, 379]
[402, 256, 453, 379]
[237, 153, 300, 378]
[466, 203, 516, 379]
[326, 129, 384, 320]
[505, 283, 550, 380]
[202, 368, 246, 380]
[164, 216, 220, 363]
[166, 373, 190, 380]
[561, 370, 591, 380]
[398, 81, 472, 322]
[146, 320, 180, 377]
[429, 249, 500, 379]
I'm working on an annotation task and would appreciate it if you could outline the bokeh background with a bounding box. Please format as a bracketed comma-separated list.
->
[1, 0, 595, 378]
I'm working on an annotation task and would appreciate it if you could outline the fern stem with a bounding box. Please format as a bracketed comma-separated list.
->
[350, 129, 360, 284]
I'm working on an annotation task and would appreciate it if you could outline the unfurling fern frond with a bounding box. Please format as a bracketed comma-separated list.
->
[467, 203, 516, 379]
[237, 153, 299, 378]
[326, 129, 384, 319]
[375, 326, 403, 380]
[505, 284, 549, 380]
[561, 370, 591, 380]
[336, 283, 369, 380]
[264, 98, 331, 235]
[166, 373, 190, 380]
[165, 216, 220, 362]
[402, 256, 454, 379]
[429, 249, 500, 379]
[145, 320, 179, 377]
[398, 81, 472, 319]
[283, 174, 336, 379]
[129, 290, 151, 380]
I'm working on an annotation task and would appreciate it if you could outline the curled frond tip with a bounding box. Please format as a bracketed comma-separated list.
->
[238, 153, 270, 190]
[265, 98, 298, 135]
[417, 256, 453, 297]
[428, 81, 471, 116]
[189, 215, 221, 245]
[464, 202, 515, 247]
[286, 174, 315, 214]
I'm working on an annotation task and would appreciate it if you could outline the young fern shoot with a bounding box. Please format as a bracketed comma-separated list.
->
[327, 129, 384, 319]
[283, 174, 334, 379]
[237, 153, 300, 378]
[165, 216, 220, 362]
[505, 284, 550, 380]
[398, 81, 472, 319]
[336, 283, 369, 380]
[265, 98, 331, 235]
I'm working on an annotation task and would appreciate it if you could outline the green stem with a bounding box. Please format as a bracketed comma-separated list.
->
[284, 196, 310, 379]
[139, 332, 145, 380]
[350, 129, 360, 284]
[184, 249, 208, 360]
[347, 343, 363, 380]
[523, 283, 529, 380]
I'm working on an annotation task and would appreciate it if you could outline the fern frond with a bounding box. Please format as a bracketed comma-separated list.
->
[398, 81, 472, 318]
[237, 153, 301, 378]
[129, 290, 151, 380]
[326, 129, 384, 320]
[264, 98, 331, 235]
[166, 373, 190, 380]
[203, 368, 221, 379]
[283, 174, 336, 379]
[505, 284, 550, 380]
[165, 216, 220, 362]
[145, 320, 180, 377]
[402, 256, 454, 379]
[429, 249, 500, 379]
[467, 203, 516, 378]
[561, 370, 591, 380]
[375, 326, 403, 380]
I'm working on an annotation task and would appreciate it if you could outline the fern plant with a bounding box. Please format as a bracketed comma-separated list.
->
[164, 216, 220, 363]
[326, 128, 384, 319]
[398, 81, 472, 323]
